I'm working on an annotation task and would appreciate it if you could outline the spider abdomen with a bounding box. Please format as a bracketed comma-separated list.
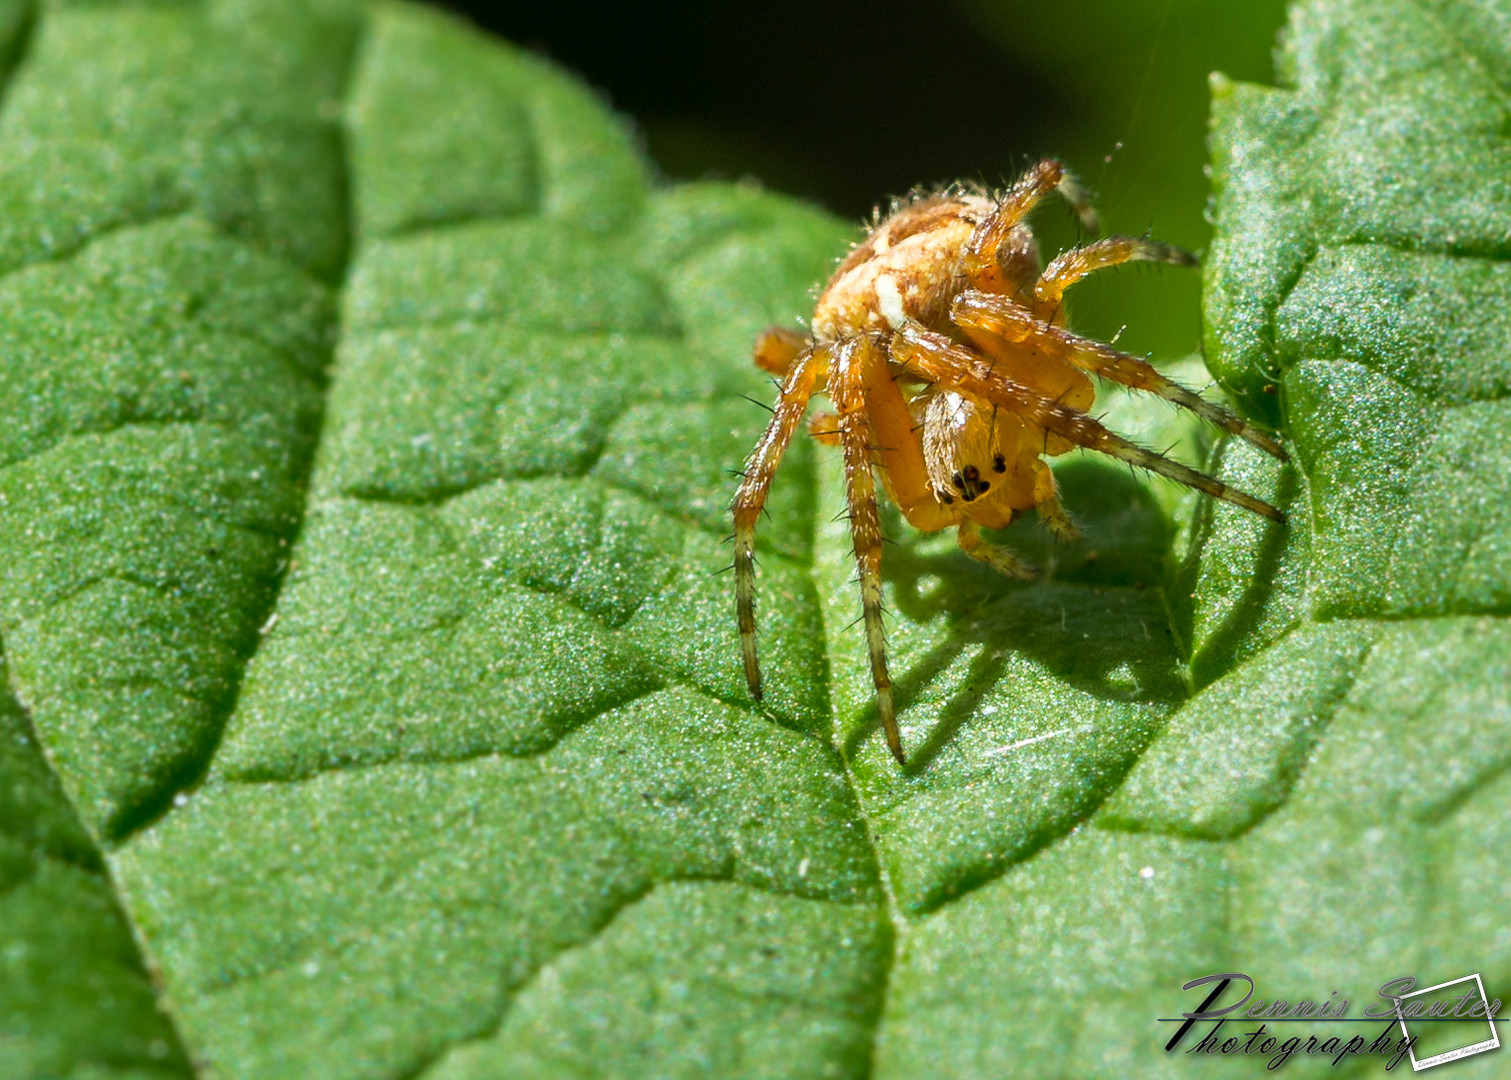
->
[812, 194, 1035, 341]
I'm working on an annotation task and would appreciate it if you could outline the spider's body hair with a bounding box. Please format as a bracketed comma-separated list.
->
[813, 194, 1026, 341]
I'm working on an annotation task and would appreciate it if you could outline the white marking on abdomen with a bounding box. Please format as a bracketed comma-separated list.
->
[875, 274, 907, 329]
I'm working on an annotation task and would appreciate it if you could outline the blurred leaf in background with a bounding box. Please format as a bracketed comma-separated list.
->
[485, 0, 1288, 358]
[958, 0, 1290, 355]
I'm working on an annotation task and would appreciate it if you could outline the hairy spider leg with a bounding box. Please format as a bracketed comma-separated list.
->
[951, 290, 1289, 462]
[732, 344, 830, 703]
[892, 325, 1288, 523]
[927, 309, 1094, 460]
[858, 350, 956, 533]
[846, 351, 1044, 580]
[753, 327, 846, 444]
[830, 336, 907, 764]
[955, 517, 1038, 578]
[1031, 236, 1197, 323]
[754, 325, 809, 375]
[1032, 458, 1081, 542]
[962, 158, 1098, 296]
[950, 162, 1103, 460]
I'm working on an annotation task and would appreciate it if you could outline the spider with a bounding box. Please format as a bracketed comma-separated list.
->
[732, 159, 1286, 765]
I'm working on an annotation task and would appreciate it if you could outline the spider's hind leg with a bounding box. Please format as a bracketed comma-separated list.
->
[963, 159, 1099, 294]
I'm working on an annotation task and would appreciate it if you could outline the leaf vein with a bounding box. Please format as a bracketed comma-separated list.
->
[117, 13, 375, 842]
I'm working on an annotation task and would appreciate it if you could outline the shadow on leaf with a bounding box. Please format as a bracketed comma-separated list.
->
[839, 457, 1187, 770]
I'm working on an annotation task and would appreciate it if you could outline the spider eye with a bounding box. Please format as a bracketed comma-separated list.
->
[992, 453, 1007, 473]
[951, 464, 992, 501]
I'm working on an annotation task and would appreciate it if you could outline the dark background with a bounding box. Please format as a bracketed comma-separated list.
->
[446, 0, 1290, 359]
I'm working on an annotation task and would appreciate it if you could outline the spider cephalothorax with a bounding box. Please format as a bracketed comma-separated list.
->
[733, 160, 1286, 765]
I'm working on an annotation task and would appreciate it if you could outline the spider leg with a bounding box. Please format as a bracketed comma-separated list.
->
[956, 518, 1037, 578]
[858, 351, 957, 533]
[808, 412, 842, 446]
[951, 289, 1288, 462]
[963, 159, 1098, 294]
[754, 325, 810, 375]
[892, 325, 1287, 523]
[1031, 236, 1197, 324]
[1032, 458, 1082, 542]
[733, 344, 830, 704]
[829, 336, 907, 764]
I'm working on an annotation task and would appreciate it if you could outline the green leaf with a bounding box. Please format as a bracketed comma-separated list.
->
[0, 658, 194, 1080]
[2, 1, 1508, 1079]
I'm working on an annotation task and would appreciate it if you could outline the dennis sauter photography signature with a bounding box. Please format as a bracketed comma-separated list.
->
[1162, 972, 1503, 1071]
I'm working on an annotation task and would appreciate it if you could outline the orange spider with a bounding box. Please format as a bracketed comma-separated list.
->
[732, 159, 1286, 765]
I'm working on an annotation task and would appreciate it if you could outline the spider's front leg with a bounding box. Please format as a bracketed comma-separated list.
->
[891, 325, 1288, 523]
[733, 343, 830, 705]
[829, 335, 909, 765]
[754, 326, 845, 445]
[955, 518, 1038, 578]
[952, 290, 1288, 462]
[1030, 236, 1197, 324]
[963, 158, 1098, 295]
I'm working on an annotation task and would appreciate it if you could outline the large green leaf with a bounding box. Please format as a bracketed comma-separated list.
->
[1, 1, 1507, 1078]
